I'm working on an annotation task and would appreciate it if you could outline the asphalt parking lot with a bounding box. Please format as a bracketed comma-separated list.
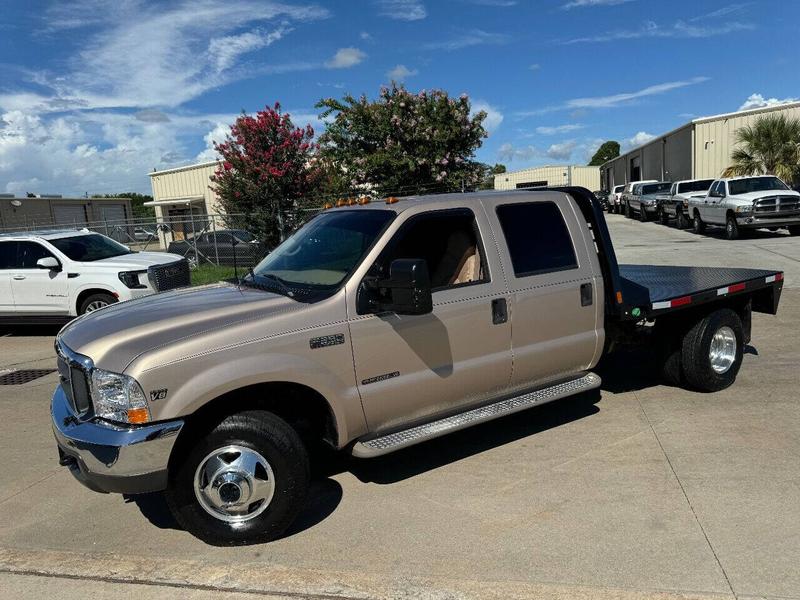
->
[1, 214, 799, 600]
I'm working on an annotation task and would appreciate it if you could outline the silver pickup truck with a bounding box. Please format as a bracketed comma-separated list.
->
[52, 188, 784, 545]
[689, 176, 800, 239]
[655, 178, 714, 228]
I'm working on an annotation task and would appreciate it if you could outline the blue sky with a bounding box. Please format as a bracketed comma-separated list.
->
[1, 0, 798, 195]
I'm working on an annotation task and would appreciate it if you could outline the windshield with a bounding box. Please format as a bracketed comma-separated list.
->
[50, 233, 132, 262]
[251, 209, 394, 293]
[729, 177, 790, 195]
[230, 230, 255, 242]
[642, 183, 671, 195]
[614, 186, 624, 193]
[678, 179, 714, 194]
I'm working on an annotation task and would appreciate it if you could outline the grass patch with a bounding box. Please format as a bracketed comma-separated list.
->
[190, 264, 238, 286]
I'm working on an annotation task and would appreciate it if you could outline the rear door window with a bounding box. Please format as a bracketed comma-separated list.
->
[496, 202, 578, 278]
[16, 242, 55, 268]
[0, 242, 15, 269]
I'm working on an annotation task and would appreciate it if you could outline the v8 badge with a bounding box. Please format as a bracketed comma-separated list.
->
[150, 388, 168, 401]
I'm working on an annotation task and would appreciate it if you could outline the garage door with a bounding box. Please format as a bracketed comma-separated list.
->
[98, 204, 128, 241]
[53, 204, 88, 228]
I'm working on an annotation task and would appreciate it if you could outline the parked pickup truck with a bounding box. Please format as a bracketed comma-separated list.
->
[689, 176, 800, 239]
[625, 181, 671, 221]
[608, 184, 626, 214]
[51, 188, 784, 545]
[655, 179, 715, 228]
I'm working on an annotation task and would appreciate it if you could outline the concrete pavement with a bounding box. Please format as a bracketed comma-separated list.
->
[0, 213, 798, 599]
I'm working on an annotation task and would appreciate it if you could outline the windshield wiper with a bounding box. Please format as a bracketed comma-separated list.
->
[241, 272, 295, 298]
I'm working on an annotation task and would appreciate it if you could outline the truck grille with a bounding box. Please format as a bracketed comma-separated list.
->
[148, 259, 190, 292]
[56, 342, 92, 416]
[754, 196, 800, 217]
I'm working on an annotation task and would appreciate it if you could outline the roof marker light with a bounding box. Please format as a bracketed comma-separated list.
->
[386, 196, 399, 204]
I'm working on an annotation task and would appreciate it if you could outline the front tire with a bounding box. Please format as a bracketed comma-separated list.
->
[79, 292, 117, 315]
[788, 225, 800, 236]
[676, 210, 689, 229]
[693, 212, 706, 234]
[658, 207, 669, 225]
[625, 202, 632, 218]
[166, 410, 310, 546]
[639, 205, 649, 222]
[681, 309, 744, 392]
[725, 214, 740, 240]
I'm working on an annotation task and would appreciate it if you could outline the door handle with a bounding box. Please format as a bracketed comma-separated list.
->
[12, 275, 25, 280]
[491, 298, 508, 325]
[580, 283, 593, 307]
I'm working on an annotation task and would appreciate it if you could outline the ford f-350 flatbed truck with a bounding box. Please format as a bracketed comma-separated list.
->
[52, 187, 783, 545]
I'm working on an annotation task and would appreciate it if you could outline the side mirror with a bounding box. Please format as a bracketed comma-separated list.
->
[360, 258, 433, 316]
[36, 257, 61, 271]
[709, 189, 722, 198]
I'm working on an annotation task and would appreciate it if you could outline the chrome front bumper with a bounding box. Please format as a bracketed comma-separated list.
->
[51, 386, 183, 494]
[737, 215, 800, 228]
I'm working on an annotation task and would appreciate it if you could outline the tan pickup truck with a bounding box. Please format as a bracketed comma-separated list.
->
[52, 188, 784, 545]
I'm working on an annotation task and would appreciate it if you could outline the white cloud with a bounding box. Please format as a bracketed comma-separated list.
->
[498, 142, 539, 162]
[536, 124, 584, 135]
[529, 63, 541, 71]
[386, 64, 418, 81]
[738, 93, 799, 111]
[518, 77, 709, 116]
[546, 141, 577, 160]
[424, 29, 510, 51]
[563, 0, 635, 8]
[562, 19, 753, 43]
[360, 31, 373, 40]
[24, 0, 330, 111]
[376, 0, 427, 20]
[325, 47, 367, 69]
[690, 2, 750, 21]
[623, 131, 656, 151]
[471, 100, 504, 133]
[464, 0, 517, 5]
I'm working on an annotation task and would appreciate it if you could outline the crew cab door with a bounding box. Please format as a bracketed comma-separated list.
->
[703, 181, 726, 223]
[348, 206, 512, 433]
[489, 194, 603, 390]
[9, 241, 70, 314]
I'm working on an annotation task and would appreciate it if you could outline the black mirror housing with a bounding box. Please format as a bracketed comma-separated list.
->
[359, 258, 433, 316]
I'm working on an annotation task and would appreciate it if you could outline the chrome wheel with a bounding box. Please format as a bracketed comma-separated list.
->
[709, 326, 737, 374]
[84, 300, 109, 312]
[193, 445, 275, 524]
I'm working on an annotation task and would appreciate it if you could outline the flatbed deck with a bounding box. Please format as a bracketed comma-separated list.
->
[619, 264, 783, 318]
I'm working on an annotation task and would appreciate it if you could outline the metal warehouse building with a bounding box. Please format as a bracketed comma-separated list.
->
[600, 101, 800, 190]
[494, 165, 600, 191]
[0, 195, 132, 233]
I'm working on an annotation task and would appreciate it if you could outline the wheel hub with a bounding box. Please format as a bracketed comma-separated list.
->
[193, 445, 275, 523]
[709, 325, 737, 374]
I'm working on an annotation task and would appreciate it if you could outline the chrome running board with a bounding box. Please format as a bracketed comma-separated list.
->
[352, 372, 601, 458]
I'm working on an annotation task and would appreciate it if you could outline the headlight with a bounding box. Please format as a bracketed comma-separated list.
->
[118, 270, 147, 289]
[735, 205, 753, 214]
[90, 368, 150, 424]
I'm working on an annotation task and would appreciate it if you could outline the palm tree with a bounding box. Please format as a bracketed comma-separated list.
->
[723, 113, 800, 184]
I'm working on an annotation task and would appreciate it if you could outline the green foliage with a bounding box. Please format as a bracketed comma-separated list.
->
[723, 114, 800, 184]
[588, 141, 620, 166]
[316, 83, 488, 197]
[209, 103, 318, 247]
[92, 192, 155, 219]
[190, 264, 237, 286]
[478, 163, 507, 190]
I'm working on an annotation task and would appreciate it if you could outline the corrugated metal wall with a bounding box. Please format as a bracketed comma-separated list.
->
[0, 198, 131, 231]
[693, 104, 800, 178]
[494, 165, 600, 190]
[149, 162, 220, 213]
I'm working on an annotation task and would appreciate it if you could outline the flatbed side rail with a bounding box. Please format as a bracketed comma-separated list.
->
[645, 272, 784, 319]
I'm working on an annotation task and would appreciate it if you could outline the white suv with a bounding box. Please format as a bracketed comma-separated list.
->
[0, 229, 189, 321]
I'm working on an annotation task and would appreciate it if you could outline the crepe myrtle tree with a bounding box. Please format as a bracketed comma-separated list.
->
[210, 103, 318, 247]
[316, 83, 488, 197]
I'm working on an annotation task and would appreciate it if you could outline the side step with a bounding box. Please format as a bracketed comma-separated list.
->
[352, 372, 601, 458]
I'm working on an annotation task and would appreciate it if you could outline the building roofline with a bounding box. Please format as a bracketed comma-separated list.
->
[497, 164, 599, 176]
[149, 160, 219, 177]
[600, 101, 800, 170]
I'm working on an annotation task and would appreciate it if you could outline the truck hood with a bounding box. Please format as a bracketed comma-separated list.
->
[59, 283, 300, 372]
[77, 251, 185, 270]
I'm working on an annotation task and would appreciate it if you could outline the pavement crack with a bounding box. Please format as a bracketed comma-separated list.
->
[755, 245, 800, 264]
[0, 470, 60, 506]
[0, 568, 375, 600]
[634, 392, 739, 600]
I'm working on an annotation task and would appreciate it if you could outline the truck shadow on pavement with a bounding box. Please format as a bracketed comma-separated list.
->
[0, 324, 66, 337]
[125, 477, 344, 538]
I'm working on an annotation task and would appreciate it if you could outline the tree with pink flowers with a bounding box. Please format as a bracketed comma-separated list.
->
[210, 103, 317, 247]
[316, 83, 488, 197]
